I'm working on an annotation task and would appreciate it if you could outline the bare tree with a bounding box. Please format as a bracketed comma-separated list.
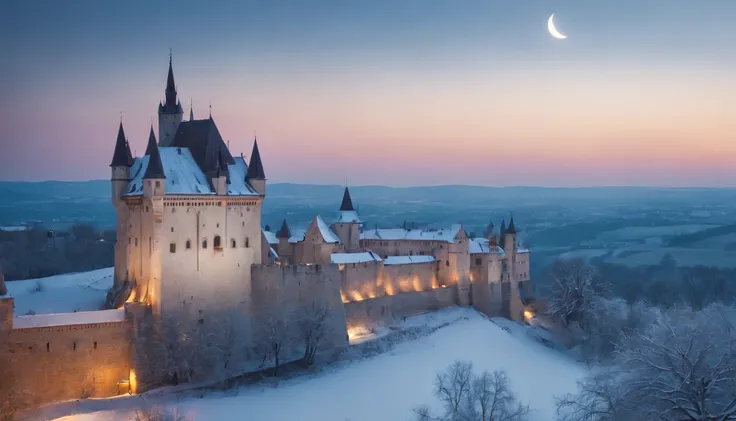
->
[547, 259, 607, 329]
[256, 306, 295, 375]
[557, 304, 736, 421]
[296, 299, 331, 366]
[134, 404, 193, 421]
[415, 360, 529, 421]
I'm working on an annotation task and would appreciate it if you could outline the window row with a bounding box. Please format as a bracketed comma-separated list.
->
[170, 236, 250, 253]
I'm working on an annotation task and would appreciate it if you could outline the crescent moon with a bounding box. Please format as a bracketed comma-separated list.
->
[547, 14, 568, 40]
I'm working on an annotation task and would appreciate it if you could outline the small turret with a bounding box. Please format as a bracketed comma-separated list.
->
[335, 186, 361, 251]
[276, 219, 291, 240]
[246, 137, 266, 196]
[143, 126, 166, 197]
[276, 219, 292, 263]
[111, 121, 133, 201]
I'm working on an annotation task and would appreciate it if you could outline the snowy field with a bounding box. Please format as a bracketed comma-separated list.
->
[42, 308, 584, 421]
[594, 224, 718, 242]
[5, 268, 113, 316]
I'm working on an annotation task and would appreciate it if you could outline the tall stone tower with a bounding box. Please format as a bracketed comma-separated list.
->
[504, 216, 524, 321]
[158, 54, 183, 147]
[142, 126, 166, 315]
[110, 121, 133, 288]
[246, 137, 266, 196]
[333, 187, 361, 252]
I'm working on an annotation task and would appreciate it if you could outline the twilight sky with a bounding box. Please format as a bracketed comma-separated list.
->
[1, 0, 735, 186]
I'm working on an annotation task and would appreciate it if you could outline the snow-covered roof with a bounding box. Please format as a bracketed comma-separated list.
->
[517, 248, 530, 254]
[336, 210, 361, 223]
[469, 238, 506, 256]
[316, 215, 341, 244]
[269, 247, 278, 259]
[360, 224, 463, 243]
[330, 251, 382, 264]
[383, 255, 436, 265]
[124, 149, 258, 196]
[0, 225, 28, 232]
[13, 308, 125, 329]
[288, 228, 306, 244]
[262, 229, 278, 245]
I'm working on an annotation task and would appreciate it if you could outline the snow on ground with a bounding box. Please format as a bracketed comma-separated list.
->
[5, 268, 113, 316]
[46, 308, 584, 421]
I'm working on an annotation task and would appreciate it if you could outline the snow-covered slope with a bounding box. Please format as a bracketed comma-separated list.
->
[5, 268, 113, 316]
[48, 308, 583, 421]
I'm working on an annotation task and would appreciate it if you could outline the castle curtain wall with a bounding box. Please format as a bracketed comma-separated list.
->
[1, 317, 131, 408]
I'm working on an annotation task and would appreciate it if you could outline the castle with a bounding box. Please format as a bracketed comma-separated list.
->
[0, 56, 532, 412]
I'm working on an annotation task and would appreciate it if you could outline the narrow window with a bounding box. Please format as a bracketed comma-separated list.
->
[245, 237, 250, 248]
[46, 342, 50, 352]
[73, 342, 76, 351]
[171, 227, 174, 232]
[186, 240, 191, 250]
[170, 243, 176, 253]
[202, 238, 208, 249]
[446, 260, 450, 267]
[475, 258, 482, 266]
[93, 341, 97, 350]
[135, 238, 138, 246]
[198, 318, 204, 325]
[231, 239, 236, 248]
[214, 235, 222, 249]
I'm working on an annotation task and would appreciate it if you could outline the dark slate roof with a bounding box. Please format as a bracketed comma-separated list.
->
[159, 56, 183, 115]
[110, 122, 133, 167]
[276, 219, 291, 239]
[506, 216, 517, 234]
[246, 138, 266, 180]
[143, 128, 166, 179]
[499, 220, 507, 238]
[340, 187, 354, 211]
[170, 118, 234, 178]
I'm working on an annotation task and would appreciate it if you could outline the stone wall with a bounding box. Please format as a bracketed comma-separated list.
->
[251, 264, 349, 362]
[344, 286, 458, 328]
[0, 310, 131, 411]
[382, 261, 440, 294]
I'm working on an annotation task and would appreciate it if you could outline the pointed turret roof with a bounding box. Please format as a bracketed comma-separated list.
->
[110, 122, 133, 167]
[340, 187, 354, 211]
[506, 215, 517, 234]
[159, 53, 183, 115]
[246, 138, 266, 180]
[143, 126, 166, 179]
[499, 219, 507, 238]
[189, 100, 194, 121]
[276, 219, 291, 239]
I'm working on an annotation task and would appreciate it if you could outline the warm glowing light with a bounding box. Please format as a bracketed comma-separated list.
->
[523, 310, 534, 322]
[338, 264, 345, 271]
[351, 291, 364, 302]
[431, 277, 439, 289]
[347, 324, 371, 341]
[341, 291, 349, 303]
[412, 277, 422, 292]
[367, 290, 376, 299]
[129, 369, 137, 394]
[385, 282, 395, 296]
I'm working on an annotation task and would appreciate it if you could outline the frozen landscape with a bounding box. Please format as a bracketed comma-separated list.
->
[28, 307, 583, 421]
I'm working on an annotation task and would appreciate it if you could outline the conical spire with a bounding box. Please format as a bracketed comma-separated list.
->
[276, 219, 291, 239]
[246, 137, 266, 180]
[499, 219, 507, 239]
[160, 52, 183, 115]
[340, 186, 354, 211]
[189, 99, 194, 121]
[506, 215, 517, 234]
[143, 126, 165, 179]
[110, 121, 133, 167]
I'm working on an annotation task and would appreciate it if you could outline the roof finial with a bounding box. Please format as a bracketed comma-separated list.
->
[169, 48, 172, 62]
[120, 111, 123, 123]
[189, 97, 194, 120]
[209, 101, 212, 118]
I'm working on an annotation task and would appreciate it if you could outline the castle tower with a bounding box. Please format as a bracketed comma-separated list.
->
[333, 186, 361, 252]
[246, 137, 266, 196]
[110, 121, 133, 288]
[158, 53, 183, 147]
[143, 126, 166, 314]
[504, 215, 524, 321]
[276, 219, 292, 263]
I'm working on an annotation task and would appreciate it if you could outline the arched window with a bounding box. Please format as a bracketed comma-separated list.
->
[202, 238, 208, 249]
[245, 237, 250, 248]
[231, 239, 236, 248]
[186, 239, 191, 250]
[214, 235, 222, 249]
